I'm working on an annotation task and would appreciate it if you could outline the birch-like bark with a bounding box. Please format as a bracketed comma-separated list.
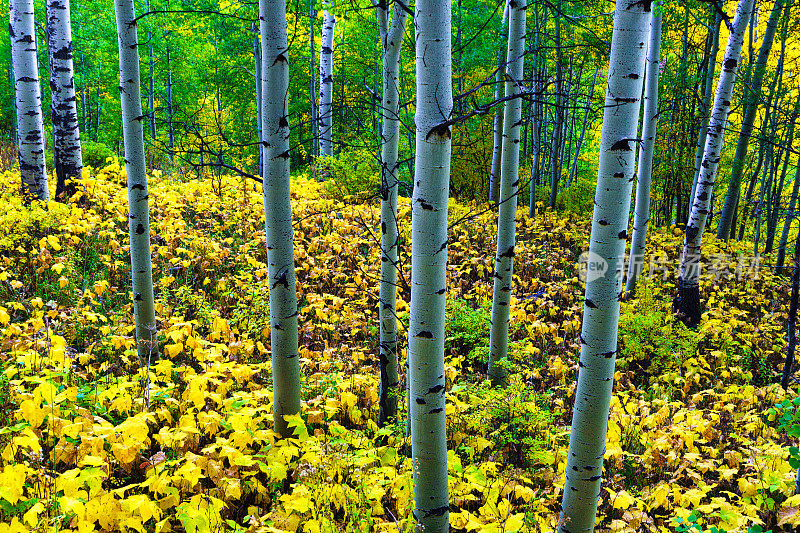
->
[253, 23, 263, 178]
[166, 44, 175, 163]
[548, 0, 564, 209]
[487, 0, 525, 386]
[689, 10, 721, 205]
[568, 66, 599, 187]
[309, 0, 318, 162]
[10, 0, 48, 203]
[716, 0, 785, 239]
[46, 0, 83, 202]
[146, 0, 155, 140]
[676, 0, 755, 324]
[259, 0, 301, 438]
[409, 0, 451, 527]
[114, 0, 157, 366]
[625, 4, 662, 297]
[318, 5, 335, 158]
[489, 44, 505, 203]
[557, 1, 649, 530]
[375, 0, 407, 427]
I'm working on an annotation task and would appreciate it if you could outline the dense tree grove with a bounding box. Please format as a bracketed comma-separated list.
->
[5, 0, 800, 531]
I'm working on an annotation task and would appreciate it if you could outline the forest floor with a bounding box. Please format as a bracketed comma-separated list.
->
[0, 164, 799, 532]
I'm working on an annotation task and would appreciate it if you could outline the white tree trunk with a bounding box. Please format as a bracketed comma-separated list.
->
[557, 1, 649, 531]
[625, 4, 663, 297]
[10, 0, 48, 203]
[375, 0, 408, 427]
[409, 0, 452, 528]
[716, 0, 785, 240]
[260, 0, 302, 438]
[487, 0, 525, 386]
[46, 0, 83, 202]
[114, 0, 157, 366]
[489, 43, 505, 203]
[253, 23, 263, 178]
[689, 10, 721, 206]
[677, 0, 755, 324]
[318, 5, 335, 158]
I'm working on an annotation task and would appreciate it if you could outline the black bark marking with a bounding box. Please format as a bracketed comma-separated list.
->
[135, 223, 145, 235]
[585, 299, 598, 309]
[416, 331, 434, 339]
[609, 139, 632, 151]
[499, 245, 515, 258]
[428, 384, 444, 394]
[426, 123, 451, 140]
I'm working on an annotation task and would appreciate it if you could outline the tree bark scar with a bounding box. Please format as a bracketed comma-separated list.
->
[608, 139, 632, 151]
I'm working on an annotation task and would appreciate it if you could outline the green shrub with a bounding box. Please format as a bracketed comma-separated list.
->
[318, 150, 381, 201]
[445, 298, 490, 361]
[81, 140, 117, 168]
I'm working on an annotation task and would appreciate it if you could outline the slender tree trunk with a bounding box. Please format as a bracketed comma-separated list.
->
[626, 4, 662, 297]
[558, 1, 649, 530]
[309, 0, 318, 162]
[46, 0, 83, 202]
[568, 66, 599, 187]
[528, 2, 542, 216]
[677, 0, 755, 324]
[717, 0, 786, 239]
[9, 57, 17, 144]
[783, 223, 800, 389]
[318, 4, 335, 158]
[259, 0, 302, 438]
[409, 0, 452, 527]
[690, 10, 722, 205]
[487, 0, 525, 386]
[776, 117, 800, 271]
[10, 0, 48, 203]
[166, 44, 175, 163]
[375, 0, 407, 427]
[766, 107, 796, 255]
[114, 0, 157, 366]
[548, 0, 564, 209]
[146, 0, 155, 141]
[253, 23, 263, 179]
[489, 44, 505, 203]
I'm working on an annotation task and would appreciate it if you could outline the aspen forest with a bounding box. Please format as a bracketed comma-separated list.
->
[7, 0, 800, 531]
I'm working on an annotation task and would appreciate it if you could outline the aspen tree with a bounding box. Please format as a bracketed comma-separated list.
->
[626, 3, 663, 297]
[689, 10, 721, 205]
[259, 0, 302, 438]
[489, 44, 505, 203]
[548, 0, 564, 209]
[46, 0, 83, 201]
[318, 3, 335, 157]
[567, 66, 599, 187]
[716, 0, 785, 239]
[10, 0, 48, 203]
[375, 0, 408, 426]
[408, 0, 451, 527]
[487, 0, 525, 386]
[557, 0, 649, 530]
[677, 0, 755, 324]
[114, 0, 158, 367]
